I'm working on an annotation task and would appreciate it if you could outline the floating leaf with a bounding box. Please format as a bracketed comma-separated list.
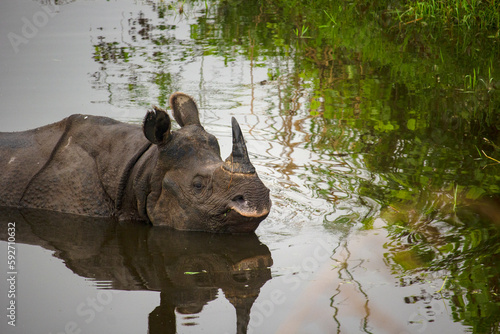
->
[184, 270, 207, 275]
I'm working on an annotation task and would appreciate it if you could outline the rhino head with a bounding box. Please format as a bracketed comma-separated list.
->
[139, 93, 271, 233]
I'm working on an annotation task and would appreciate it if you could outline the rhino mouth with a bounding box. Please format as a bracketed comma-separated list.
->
[219, 206, 270, 233]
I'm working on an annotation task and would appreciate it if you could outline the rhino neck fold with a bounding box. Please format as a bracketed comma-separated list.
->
[115, 142, 153, 211]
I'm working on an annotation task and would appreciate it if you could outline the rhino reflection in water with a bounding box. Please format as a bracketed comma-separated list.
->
[0, 92, 271, 233]
[0, 208, 272, 333]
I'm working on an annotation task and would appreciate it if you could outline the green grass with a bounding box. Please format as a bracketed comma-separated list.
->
[394, 0, 500, 31]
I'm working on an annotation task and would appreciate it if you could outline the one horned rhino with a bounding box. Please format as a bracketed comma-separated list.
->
[0, 93, 271, 232]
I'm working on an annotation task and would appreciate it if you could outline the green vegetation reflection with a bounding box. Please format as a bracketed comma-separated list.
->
[89, 0, 500, 331]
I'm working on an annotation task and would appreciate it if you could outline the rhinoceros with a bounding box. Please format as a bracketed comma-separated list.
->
[0, 92, 271, 232]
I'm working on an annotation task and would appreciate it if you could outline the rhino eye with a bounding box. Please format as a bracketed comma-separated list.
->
[192, 177, 204, 191]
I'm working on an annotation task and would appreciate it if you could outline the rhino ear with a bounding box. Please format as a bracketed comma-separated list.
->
[169, 92, 201, 127]
[143, 106, 171, 145]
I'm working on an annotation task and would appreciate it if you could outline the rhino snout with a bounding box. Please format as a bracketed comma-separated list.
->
[229, 193, 271, 218]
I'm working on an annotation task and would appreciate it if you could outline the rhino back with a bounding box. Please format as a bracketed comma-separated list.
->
[0, 115, 149, 217]
[0, 119, 67, 207]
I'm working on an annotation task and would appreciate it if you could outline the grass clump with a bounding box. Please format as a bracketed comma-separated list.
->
[394, 0, 500, 32]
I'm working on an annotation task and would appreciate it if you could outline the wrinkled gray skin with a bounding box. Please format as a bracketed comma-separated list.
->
[0, 93, 271, 232]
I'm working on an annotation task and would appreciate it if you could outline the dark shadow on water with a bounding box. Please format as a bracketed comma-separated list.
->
[0, 207, 272, 334]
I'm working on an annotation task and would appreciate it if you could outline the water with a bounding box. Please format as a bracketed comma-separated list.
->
[1, 0, 499, 333]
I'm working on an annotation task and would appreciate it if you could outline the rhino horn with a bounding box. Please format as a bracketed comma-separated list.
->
[223, 117, 256, 174]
